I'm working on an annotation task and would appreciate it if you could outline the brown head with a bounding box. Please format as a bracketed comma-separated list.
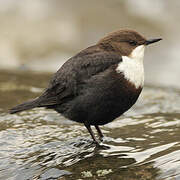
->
[97, 29, 162, 56]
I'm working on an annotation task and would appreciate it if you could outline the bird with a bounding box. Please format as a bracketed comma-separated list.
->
[9, 29, 162, 145]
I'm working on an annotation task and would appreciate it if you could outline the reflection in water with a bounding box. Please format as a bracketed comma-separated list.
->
[0, 71, 180, 179]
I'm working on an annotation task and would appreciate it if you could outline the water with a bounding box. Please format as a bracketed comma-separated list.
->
[0, 70, 180, 180]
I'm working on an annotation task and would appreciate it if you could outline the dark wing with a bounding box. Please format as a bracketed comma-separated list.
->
[38, 45, 122, 106]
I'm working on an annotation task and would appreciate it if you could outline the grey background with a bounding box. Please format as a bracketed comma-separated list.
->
[0, 0, 179, 87]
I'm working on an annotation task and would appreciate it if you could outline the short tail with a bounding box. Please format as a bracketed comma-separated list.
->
[9, 98, 40, 114]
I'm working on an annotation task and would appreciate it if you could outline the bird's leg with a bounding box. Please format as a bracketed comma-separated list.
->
[84, 123, 99, 145]
[95, 125, 104, 141]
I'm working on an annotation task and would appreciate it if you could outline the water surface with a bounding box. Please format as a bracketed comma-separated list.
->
[0, 70, 180, 180]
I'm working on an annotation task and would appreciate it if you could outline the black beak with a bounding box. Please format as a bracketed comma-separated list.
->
[145, 38, 162, 45]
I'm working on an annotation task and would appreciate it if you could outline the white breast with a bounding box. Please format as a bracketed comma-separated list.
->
[116, 45, 145, 88]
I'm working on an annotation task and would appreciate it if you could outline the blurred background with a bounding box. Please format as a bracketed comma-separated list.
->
[0, 0, 179, 88]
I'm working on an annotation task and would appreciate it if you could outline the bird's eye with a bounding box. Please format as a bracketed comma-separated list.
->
[129, 41, 137, 46]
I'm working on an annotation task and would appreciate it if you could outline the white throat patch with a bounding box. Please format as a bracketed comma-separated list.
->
[116, 45, 145, 88]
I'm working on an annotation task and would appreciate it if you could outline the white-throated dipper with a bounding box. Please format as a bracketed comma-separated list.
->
[10, 30, 162, 145]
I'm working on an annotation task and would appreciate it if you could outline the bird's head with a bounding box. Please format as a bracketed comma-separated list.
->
[98, 30, 162, 59]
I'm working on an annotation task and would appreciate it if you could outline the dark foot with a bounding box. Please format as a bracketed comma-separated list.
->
[95, 125, 104, 141]
[92, 139, 100, 146]
[84, 123, 99, 143]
